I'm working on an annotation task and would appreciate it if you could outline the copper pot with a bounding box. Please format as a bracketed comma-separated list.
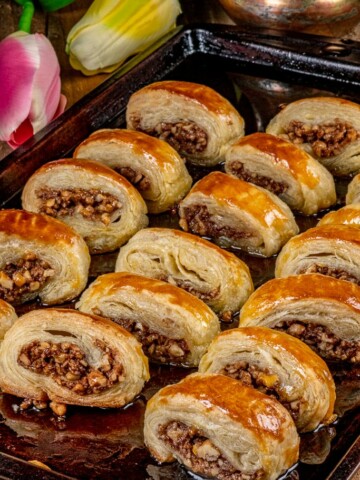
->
[218, 0, 360, 30]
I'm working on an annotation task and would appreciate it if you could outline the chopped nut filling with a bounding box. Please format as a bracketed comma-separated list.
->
[102, 315, 189, 364]
[228, 161, 288, 195]
[18, 339, 124, 395]
[180, 205, 252, 241]
[116, 166, 150, 191]
[299, 264, 360, 285]
[136, 120, 208, 155]
[159, 421, 263, 480]
[274, 321, 360, 363]
[0, 252, 54, 303]
[283, 119, 360, 158]
[219, 362, 300, 421]
[37, 187, 122, 225]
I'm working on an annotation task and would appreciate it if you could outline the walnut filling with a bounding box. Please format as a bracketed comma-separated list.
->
[180, 205, 252, 241]
[0, 252, 55, 303]
[18, 339, 124, 395]
[100, 315, 190, 364]
[274, 321, 360, 363]
[219, 362, 300, 422]
[136, 120, 208, 155]
[115, 166, 150, 191]
[228, 161, 288, 195]
[283, 119, 360, 158]
[159, 421, 263, 480]
[37, 187, 122, 225]
[299, 264, 360, 285]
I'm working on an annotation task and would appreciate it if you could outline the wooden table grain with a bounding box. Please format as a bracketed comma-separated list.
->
[0, 0, 360, 160]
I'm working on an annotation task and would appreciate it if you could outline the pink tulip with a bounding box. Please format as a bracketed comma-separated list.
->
[0, 31, 66, 149]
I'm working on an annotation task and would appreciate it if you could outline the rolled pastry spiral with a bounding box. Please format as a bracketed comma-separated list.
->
[199, 326, 336, 432]
[224, 132, 336, 215]
[239, 274, 360, 364]
[144, 373, 299, 480]
[346, 173, 360, 204]
[22, 158, 148, 254]
[76, 272, 220, 367]
[0, 308, 150, 409]
[0, 209, 90, 305]
[0, 299, 17, 342]
[115, 228, 254, 320]
[318, 204, 360, 227]
[73, 129, 192, 214]
[126, 80, 245, 166]
[178, 171, 299, 257]
[275, 224, 360, 285]
[266, 97, 360, 176]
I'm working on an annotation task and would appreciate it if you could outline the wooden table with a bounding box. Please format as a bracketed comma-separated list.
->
[0, 0, 360, 159]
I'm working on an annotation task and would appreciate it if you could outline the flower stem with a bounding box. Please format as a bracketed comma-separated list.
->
[17, 1, 35, 33]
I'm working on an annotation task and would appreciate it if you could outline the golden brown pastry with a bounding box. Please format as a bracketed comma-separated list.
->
[239, 274, 360, 364]
[77, 272, 220, 366]
[73, 129, 192, 214]
[275, 224, 360, 284]
[266, 97, 360, 176]
[22, 158, 148, 254]
[0, 209, 90, 305]
[199, 326, 336, 432]
[115, 228, 254, 321]
[225, 132, 336, 215]
[178, 171, 299, 257]
[346, 173, 360, 204]
[144, 373, 299, 480]
[318, 204, 360, 227]
[0, 299, 17, 341]
[126, 80, 245, 166]
[0, 308, 149, 411]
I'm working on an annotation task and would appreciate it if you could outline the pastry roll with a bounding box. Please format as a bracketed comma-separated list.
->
[266, 97, 360, 176]
[318, 204, 360, 227]
[144, 373, 299, 480]
[0, 308, 149, 412]
[77, 272, 220, 366]
[73, 129, 192, 214]
[0, 209, 90, 305]
[199, 326, 336, 432]
[115, 228, 254, 321]
[126, 80, 245, 167]
[239, 274, 360, 364]
[275, 224, 360, 284]
[225, 132, 336, 215]
[0, 299, 17, 341]
[22, 158, 148, 254]
[178, 171, 299, 257]
[346, 173, 360, 204]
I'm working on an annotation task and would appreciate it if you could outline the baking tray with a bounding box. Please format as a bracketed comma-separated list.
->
[0, 23, 359, 480]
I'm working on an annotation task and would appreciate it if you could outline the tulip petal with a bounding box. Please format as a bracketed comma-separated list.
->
[29, 34, 62, 133]
[0, 32, 38, 141]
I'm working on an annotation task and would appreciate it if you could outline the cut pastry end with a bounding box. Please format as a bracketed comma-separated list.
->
[73, 129, 193, 214]
[0, 209, 90, 306]
[178, 171, 299, 257]
[199, 326, 336, 433]
[266, 96, 360, 176]
[76, 272, 220, 367]
[21, 158, 149, 254]
[126, 80, 245, 166]
[225, 132, 336, 215]
[144, 373, 299, 480]
[0, 309, 150, 413]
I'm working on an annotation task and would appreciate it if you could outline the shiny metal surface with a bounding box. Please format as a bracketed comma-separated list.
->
[217, 0, 360, 30]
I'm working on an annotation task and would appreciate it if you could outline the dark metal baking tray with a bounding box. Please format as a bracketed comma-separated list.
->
[0, 23, 359, 480]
